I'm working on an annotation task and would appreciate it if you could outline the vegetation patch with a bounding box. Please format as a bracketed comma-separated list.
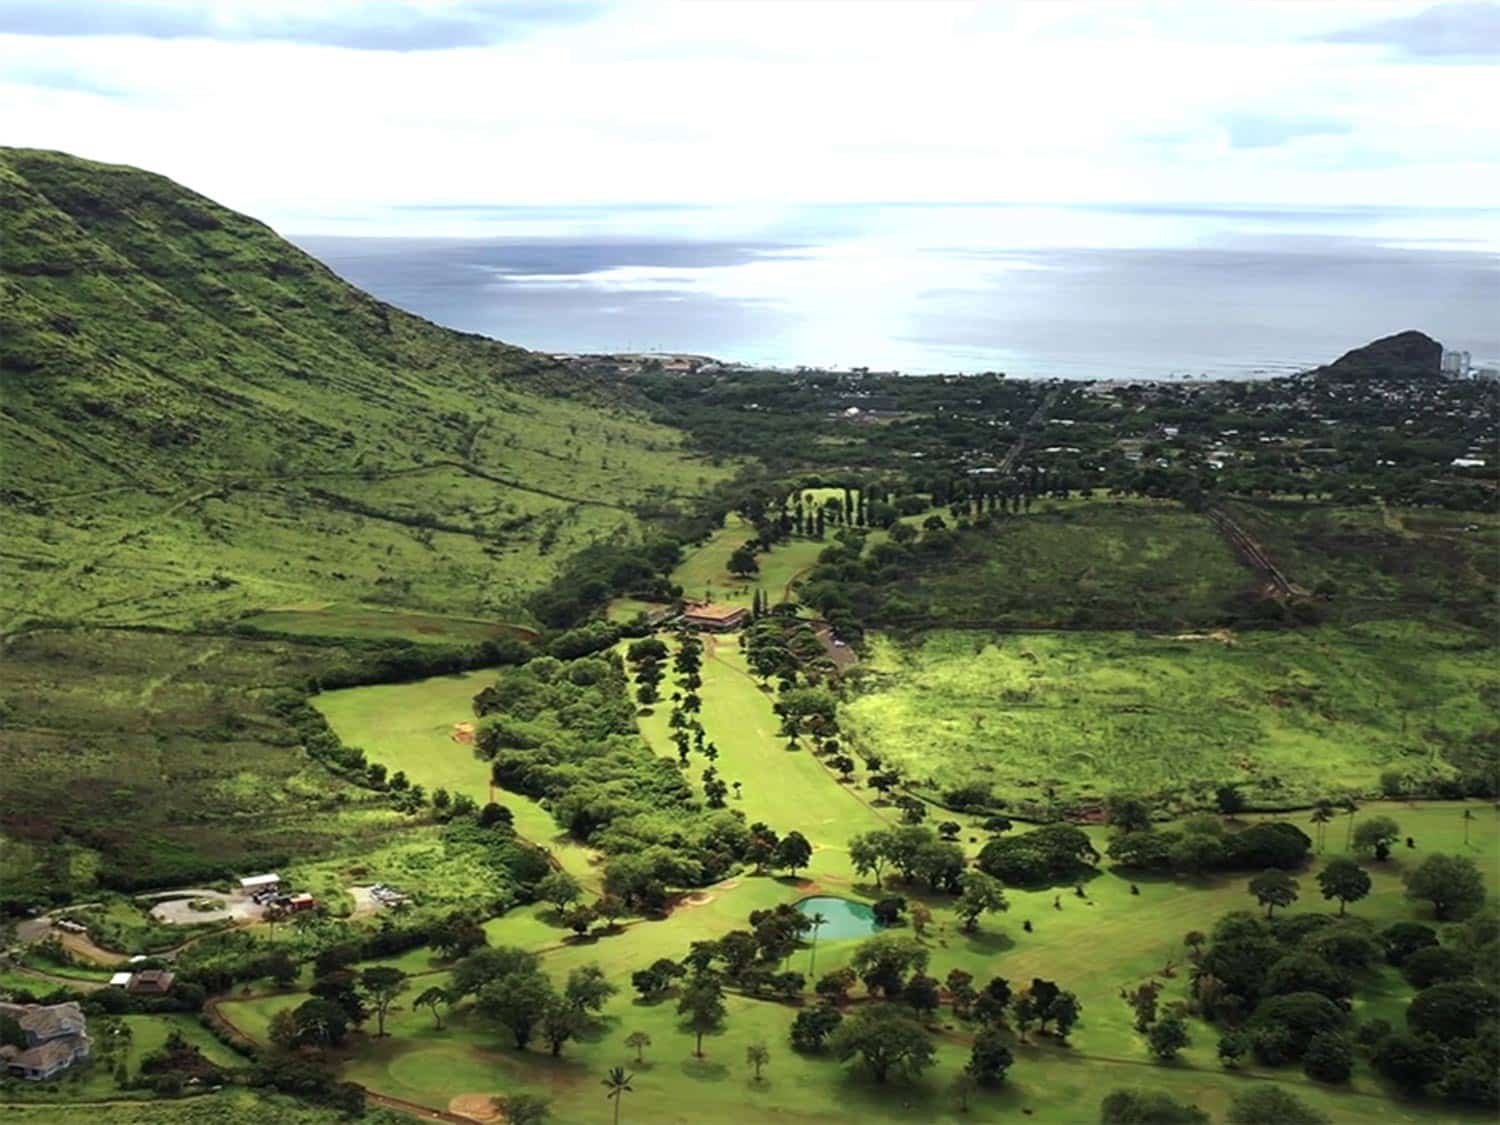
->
[845, 624, 1499, 812]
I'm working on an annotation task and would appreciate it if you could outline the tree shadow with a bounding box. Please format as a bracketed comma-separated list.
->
[961, 929, 1015, 955]
[679, 1056, 729, 1081]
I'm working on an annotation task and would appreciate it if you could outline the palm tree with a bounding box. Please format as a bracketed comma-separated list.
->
[807, 912, 828, 977]
[602, 1067, 634, 1125]
[1309, 802, 1333, 853]
[1463, 807, 1476, 846]
[625, 1030, 651, 1064]
[1343, 796, 1360, 849]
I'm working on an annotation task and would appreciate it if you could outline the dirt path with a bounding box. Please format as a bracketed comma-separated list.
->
[1207, 506, 1307, 597]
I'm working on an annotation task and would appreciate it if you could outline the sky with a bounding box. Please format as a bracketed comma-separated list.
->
[2, 0, 1498, 238]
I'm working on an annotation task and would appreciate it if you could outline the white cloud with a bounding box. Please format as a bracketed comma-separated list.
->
[1, 0, 1496, 232]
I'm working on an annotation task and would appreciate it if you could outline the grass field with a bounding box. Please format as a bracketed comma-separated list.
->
[240, 603, 537, 645]
[0, 628, 413, 898]
[864, 498, 1253, 630]
[215, 800, 1500, 1124]
[845, 621, 1498, 812]
[1225, 501, 1499, 626]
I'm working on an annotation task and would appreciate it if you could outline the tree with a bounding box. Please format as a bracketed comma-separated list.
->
[1106, 794, 1153, 833]
[1100, 1089, 1209, 1124]
[848, 830, 892, 887]
[501, 1094, 551, 1125]
[625, 1029, 651, 1063]
[1227, 1086, 1329, 1125]
[1462, 806, 1476, 846]
[972, 977, 1012, 1027]
[903, 973, 942, 1020]
[1216, 786, 1245, 817]
[806, 911, 828, 977]
[678, 975, 727, 1057]
[536, 870, 583, 914]
[564, 903, 598, 937]
[602, 1066, 634, 1125]
[566, 964, 617, 1016]
[746, 1041, 770, 1082]
[1045, 990, 1082, 1041]
[850, 933, 929, 999]
[1184, 931, 1207, 960]
[1381, 921, 1439, 966]
[910, 902, 933, 938]
[1302, 1031, 1353, 1083]
[359, 966, 408, 1038]
[967, 1026, 1013, 1085]
[1351, 816, 1401, 861]
[828, 1004, 936, 1083]
[1316, 857, 1371, 916]
[1403, 854, 1486, 920]
[1248, 869, 1299, 917]
[956, 871, 1009, 933]
[1308, 802, 1333, 853]
[414, 985, 451, 1030]
[1372, 1033, 1446, 1092]
[1406, 980, 1500, 1041]
[1125, 980, 1162, 1032]
[1148, 1015, 1190, 1060]
[477, 970, 555, 1050]
[790, 1003, 843, 1053]
[541, 996, 582, 1057]
[728, 545, 759, 577]
[773, 831, 813, 878]
[595, 894, 627, 931]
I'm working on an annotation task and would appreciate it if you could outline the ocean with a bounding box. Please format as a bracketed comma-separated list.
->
[292, 203, 1500, 379]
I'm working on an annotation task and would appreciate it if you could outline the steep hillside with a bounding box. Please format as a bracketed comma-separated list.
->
[1305, 328, 1442, 382]
[0, 148, 730, 633]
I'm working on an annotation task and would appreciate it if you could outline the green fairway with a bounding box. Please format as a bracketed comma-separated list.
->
[846, 622, 1498, 811]
[313, 672, 604, 891]
[672, 516, 829, 609]
[633, 633, 891, 881]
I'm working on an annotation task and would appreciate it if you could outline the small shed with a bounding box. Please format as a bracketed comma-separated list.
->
[108, 972, 133, 988]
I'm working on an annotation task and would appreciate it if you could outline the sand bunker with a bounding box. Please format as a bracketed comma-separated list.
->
[449, 1093, 504, 1122]
[452, 722, 476, 744]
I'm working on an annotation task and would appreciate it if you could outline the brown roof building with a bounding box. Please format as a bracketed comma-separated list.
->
[127, 969, 176, 994]
[681, 603, 749, 632]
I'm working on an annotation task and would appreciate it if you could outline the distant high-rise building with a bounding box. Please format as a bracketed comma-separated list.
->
[1441, 349, 1471, 378]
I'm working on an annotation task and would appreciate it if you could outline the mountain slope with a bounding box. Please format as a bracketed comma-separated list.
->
[1306, 328, 1443, 382]
[0, 148, 730, 632]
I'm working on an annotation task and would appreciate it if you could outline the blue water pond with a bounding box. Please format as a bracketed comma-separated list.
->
[796, 895, 882, 940]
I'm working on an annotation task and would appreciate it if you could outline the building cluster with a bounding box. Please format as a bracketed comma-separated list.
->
[0, 1001, 91, 1081]
[240, 873, 317, 914]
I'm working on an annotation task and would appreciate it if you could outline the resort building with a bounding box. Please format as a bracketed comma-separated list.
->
[681, 603, 750, 632]
[0, 1001, 92, 1081]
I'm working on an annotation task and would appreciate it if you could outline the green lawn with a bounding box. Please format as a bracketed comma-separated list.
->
[845, 621, 1498, 812]
[216, 799, 1499, 1124]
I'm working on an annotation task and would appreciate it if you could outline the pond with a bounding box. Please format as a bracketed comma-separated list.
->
[796, 895, 882, 940]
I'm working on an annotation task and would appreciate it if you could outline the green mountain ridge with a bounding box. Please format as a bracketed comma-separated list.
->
[0, 147, 731, 633]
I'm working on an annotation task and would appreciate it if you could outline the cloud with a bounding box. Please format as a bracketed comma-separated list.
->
[1222, 115, 1354, 150]
[1316, 1, 1500, 60]
[0, 1, 604, 51]
[1, 64, 126, 96]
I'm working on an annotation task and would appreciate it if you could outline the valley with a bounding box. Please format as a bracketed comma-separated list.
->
[1, 150, 1496, 1125]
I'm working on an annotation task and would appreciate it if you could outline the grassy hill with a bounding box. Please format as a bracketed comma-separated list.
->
[0, 147, 730, 634]
[0, 148, 735, 897]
